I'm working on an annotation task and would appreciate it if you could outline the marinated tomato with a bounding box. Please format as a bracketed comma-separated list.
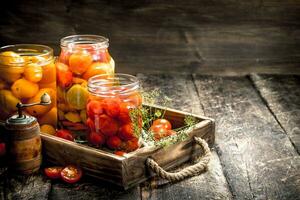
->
[61, 165, 82, 184]
[44, 167, 63, 179]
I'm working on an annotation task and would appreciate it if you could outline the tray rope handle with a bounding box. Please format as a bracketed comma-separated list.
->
[146, 136, 211, 182]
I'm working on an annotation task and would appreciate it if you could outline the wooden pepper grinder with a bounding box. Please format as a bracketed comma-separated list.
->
[4, 93, 51, 174]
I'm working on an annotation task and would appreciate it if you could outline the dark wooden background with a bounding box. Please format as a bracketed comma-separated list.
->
[1, 0, 300, 74]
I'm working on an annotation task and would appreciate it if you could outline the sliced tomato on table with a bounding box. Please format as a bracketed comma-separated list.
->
[44, 166, 63, 179]
[61, 165, 83, 184]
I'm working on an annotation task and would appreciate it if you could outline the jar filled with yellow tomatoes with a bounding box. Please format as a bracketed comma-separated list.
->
[0, 44, 57, 131]
[56, 35, 115, 133]
[87, 74, 142, 152]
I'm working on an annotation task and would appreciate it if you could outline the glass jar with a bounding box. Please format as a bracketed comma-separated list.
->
[56, 35, 115, 133]
[0, 44, 57, 129]
[87, 74, 142, 152]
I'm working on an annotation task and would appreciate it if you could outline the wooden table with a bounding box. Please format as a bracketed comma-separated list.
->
[0, 73, 299, 200]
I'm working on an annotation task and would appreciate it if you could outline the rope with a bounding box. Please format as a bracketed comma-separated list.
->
[146, 136, 211, 182]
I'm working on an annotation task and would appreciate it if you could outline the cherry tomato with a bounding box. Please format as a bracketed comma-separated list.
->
[123, 138, 139, 152]
[149, 124, 167, 133]
[86, 100, 103, 119]
[58, 50, 71, 65]
[101, 98, 121, 118]
[44, 166, 63, 179]
[88, 131, 105, 147]
[56, 63, 73, 88]
[114, 151, 125, 156]
[118, 123, 135, 141]
[152, 119, 172, 130]
[106, 136, 122, 149]
[68, 51, 93, 75]
[118, 102, 135, 124]
[86, 118, 95, 132]
[61, 165, 82, 184]
[0, 143, 6, 156]
[97, 114, 119, 136]
[56, 129, 74, 141]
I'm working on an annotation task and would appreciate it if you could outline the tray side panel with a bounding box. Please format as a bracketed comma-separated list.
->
[41, 135, 124, 186]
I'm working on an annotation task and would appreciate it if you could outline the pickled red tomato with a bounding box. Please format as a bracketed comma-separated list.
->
[123, 138, 139, 152]
[118, 102, 135, 124]
[56, 63, 73, 88]
[106, 136, 122, 149]
[86, 100, 103, 119]
[88, 131, 105, 147]
[96, 114, 119, 136]
[101, 98, 121, 118]
[118, 123, 135, 141]
[86, 118, 95, 132]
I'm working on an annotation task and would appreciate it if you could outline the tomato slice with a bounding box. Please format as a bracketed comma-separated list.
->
[61, 165, 82, 184]
[44, 166, 63, 179]
[152, 119, 172, 130]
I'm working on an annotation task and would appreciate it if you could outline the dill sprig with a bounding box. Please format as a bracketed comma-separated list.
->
[129, 88, 200, 148]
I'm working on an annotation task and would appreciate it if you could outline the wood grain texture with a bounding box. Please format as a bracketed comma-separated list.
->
[0, 171, 51, 200]
[0, 0, 300, 74]
[137, 74, 232, 200]
[193, 75, 299, 200]
[250, 74, 300, 154]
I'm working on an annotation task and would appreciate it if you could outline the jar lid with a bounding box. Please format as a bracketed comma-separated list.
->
[6, 114, 36, 125]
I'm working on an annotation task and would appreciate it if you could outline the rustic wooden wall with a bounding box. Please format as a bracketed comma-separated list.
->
[0, 0, 300, 74]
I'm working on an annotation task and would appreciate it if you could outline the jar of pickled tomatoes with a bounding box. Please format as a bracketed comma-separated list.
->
[0, 44, 57, 130]
[87, 74, 142, 152]
[56, 35, 115, 133]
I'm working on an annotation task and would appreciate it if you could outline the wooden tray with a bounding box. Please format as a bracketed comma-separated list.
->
[41, 105, 215, 189]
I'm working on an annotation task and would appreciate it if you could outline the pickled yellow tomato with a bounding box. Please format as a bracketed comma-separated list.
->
[11, 78, 39, 99]
[40, 124, 56, 135]
[0, 90, 20, 113]
[24, 63, 43, 82]
[0, 51, 24, 66]
[66, 84, 89, 110]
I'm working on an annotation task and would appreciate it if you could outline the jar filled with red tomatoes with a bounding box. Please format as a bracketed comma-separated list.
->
[86, 74, 142, 152]
[0, 44, 57, 129]
[56, 35, 115, 132]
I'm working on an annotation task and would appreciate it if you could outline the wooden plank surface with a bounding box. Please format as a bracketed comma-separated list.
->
[193, 75, 299, 200]
[1, 0, 300, 74]
[137, 74, 232, 200]
[0, 171, 51, 200]
[250, 74, 300, 154]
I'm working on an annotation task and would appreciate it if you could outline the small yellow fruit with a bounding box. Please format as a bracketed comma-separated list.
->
[0, 90, 20, 113]
[65, 111, 81, 123]
[24, 63, 43, 82]
[66, 84, 89, 110]
[0, 51, 24, 66]
[38, 107, 57, 126]
[40, 124, 56, 135]
[80, 109, 87, 123]
[11, 79, 39, 99]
